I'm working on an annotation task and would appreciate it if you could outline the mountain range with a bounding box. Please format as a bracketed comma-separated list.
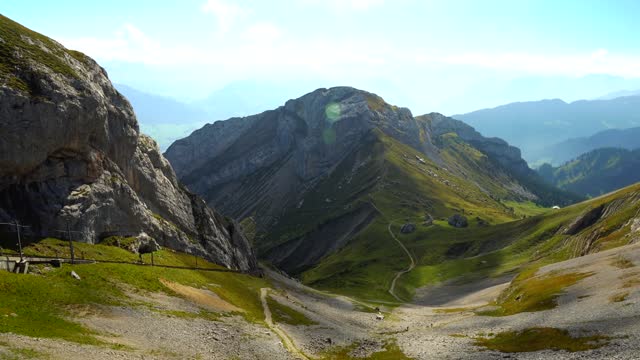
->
[165, 87, 581, 299]
[116, 81, 316, 150]
[454, 96, 640, 166]
[538, 147, 640, 197]
[535, 126, 640, 166]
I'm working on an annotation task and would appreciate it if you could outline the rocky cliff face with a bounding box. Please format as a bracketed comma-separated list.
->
[0, 15, 257, 272]
[418, 113, 532, 176]
[166, 87, 443, 227]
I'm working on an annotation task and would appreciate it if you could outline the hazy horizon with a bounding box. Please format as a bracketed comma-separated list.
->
[4, 0, 640, 117]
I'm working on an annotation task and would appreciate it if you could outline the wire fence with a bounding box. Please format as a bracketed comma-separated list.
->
[1, 253, 242, 274]
[0, 220, 245, 274]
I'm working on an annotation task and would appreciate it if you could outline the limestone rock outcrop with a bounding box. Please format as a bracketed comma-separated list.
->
[0, 15, 257, 272]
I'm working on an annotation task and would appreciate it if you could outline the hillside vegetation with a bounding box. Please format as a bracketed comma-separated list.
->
[536, 127, 640, 166]
[538, 147, 640, 197]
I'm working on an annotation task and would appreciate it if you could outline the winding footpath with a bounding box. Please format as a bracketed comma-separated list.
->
[386, 221, 416, 302]
[367, 198, 417, 303]
[260, 288, 311, 360]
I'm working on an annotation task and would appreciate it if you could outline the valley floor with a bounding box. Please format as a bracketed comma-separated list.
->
[2, 242, 640, 359]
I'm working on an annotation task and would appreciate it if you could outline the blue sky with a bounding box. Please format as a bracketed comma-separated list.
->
[3, 0, 640, 115]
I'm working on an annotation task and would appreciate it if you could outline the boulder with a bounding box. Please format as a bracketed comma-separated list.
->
[448, 214, 468, 228]
[400, 223, 416, 234]
[136, 233, 160, 254]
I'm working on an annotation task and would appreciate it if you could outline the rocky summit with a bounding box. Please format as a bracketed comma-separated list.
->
[0, 15, 257, 272]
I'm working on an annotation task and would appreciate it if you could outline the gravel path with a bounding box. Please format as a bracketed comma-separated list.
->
[387, 221, 416, 302]
[260, 288, 310, 360]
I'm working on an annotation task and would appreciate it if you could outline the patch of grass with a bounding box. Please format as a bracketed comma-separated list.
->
[609, 292, 629, 303]
[621, 273, 640, 289]
[23, 238, 139, 263]
[479, 271, 592, 316]
[474, 327, 610, 353]
[449, 333, 467, 338]
[68, 49, 88, 64]
[152, 213, 180, 232]
[0, 345, 48, 360]
[502, 200, 550, 218]
[159, 309, 223, 322]
[0, 15, 81, 93]
[22, 238, 222, 269]
[239, 217, 258, 244]
[353, 303, 379, 313]
[434, 307, 474, 314]
[366, 94, 387, 112]
[321, 340, 413, 360]
[611, 256, 635, 269]
[100, 236, 138, 250]
[0, 245, 270, 344]
[266, 296, 317, 326]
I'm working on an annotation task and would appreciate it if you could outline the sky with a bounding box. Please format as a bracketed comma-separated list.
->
[3, 0, 640, 115]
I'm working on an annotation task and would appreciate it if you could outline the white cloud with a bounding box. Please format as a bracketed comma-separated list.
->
[59, 24, 200, 66]
[241, 22, 282, 44]
[416, 50, 640, 78]
[59, 21, 640, 85]
[348, 0, 385, 10]
[201, 0, 248, 32]
[300, 0, 385, 11]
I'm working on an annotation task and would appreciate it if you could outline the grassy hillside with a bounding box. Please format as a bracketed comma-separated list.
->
[536, 127, 640, 166]
[304, 163, 640, 303]
[396, 182, 640, 300]
[0, 14, 86, 93]
[297, 130, 559, 301]
[0, 239, 270, 344]
[538, 147, 640, 197]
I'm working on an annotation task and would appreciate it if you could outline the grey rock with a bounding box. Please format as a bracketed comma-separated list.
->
[400, 223, 416, 234]
[0, 18, 257, 272]
[448, 214, 468, 228]
[563, 205, 604, 235]
[166, 88, 432, 221]
[136, 233, 160, 254]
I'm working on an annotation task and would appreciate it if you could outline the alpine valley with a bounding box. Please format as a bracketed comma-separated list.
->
[1, 14, 640, 360]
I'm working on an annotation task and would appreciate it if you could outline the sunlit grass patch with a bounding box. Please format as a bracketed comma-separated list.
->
[474, 327, 610, 353]
[609, 292, 629, 303]
[0, 249, 270, 344]
[479, 271, 592, 316]
[621, 272, 640, 289]
[611, 256, 635, 269]
[321, 340, 413, 359]
[266, 296, 317, 326]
